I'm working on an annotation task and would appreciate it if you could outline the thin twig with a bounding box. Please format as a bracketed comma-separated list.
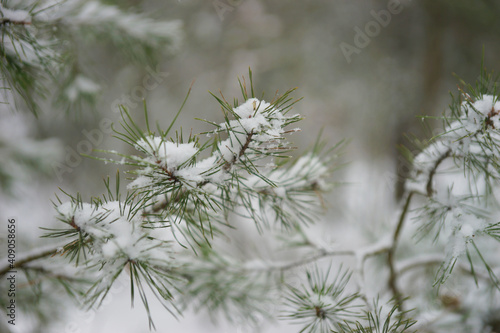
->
[17, 265, 89, 288]
[0, 245, 62, 277]
[0, 18, 31, 26]
[396, 254, 444, 276]
[276, 249, 356, 272]
[426, 149, 451, 197]
[387, 191, 414, 310]
[223, 131, 254, 171]
[397, 254, 491, 282]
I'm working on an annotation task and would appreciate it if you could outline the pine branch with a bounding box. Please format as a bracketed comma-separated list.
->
[0, 1, 182, 114]
[0, 243, 64, 277]
[276, 250, 356, 272]
[396, 253, 492, 282]
[12, 64, 500, 332]
[0, 18, 31, 25]
[223, 131, 254, 171]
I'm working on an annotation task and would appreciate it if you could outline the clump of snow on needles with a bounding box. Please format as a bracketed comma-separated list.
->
[135, 136, 198, 171]
[56, 201, 170, 262]
[407, 94, 500, 195]
[0, 5, 31, 23]
[216, 98, 296, 163]
[129, 98, 300, 190]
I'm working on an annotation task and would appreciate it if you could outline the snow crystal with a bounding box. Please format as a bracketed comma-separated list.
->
[264, 162, 277, 170]
[239, 114, 269, 133]
[230, 99, 272, 132]
[228, 98, 285, 136]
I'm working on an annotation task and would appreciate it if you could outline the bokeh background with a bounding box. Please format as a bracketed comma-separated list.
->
[2, 0, 500, 332]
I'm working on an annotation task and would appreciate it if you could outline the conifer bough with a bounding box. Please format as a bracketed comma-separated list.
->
[10, 72, 338, 330]
[2, 69, 500, 333]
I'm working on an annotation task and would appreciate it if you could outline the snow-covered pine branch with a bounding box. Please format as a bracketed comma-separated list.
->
[406, 81, 500, 288]
[37, 73, 337, 328]
[4, 61, 500, 332]
[0, 0, 181, 114]
[393, 70, 500, 332]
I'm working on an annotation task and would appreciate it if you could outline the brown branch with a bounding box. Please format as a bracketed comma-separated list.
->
[426, 148, 451, 197]
[386, 143, 462, 309]
[387, 191, 414, 310]
[17, 265, 88, 288]
[276, 249, 356, 272]
[69, 216, 80, 231]
[223, 131, 254, 171]
[0, 18, 31, 26]
[0, 246, 61, 277]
